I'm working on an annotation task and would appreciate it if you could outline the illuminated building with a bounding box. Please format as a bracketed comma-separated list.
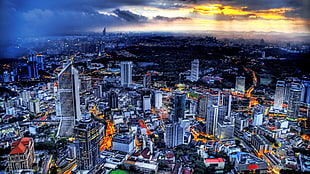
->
[233, 152, 268, 174]
[57, 63, 81, 137]
[204, 158, 225, 171]
[206, 105, 219, 136]
[164, 123, 184, 148]
[190, 59, 199, 82]
[120, 61, 133, 87]
[274, 81, 285, 110]
[74, 116, 101, 170]
[217, 120, 234, 140]
[301, 81, 310, 104]
[154, 91, 162, 109]
[253, 113, 263, 126]
[7, 137, 35, 172]
[251, 134, 272, 154]
[142, 95, 151, 112]
[235, 76, 245, 92]
[287, 86, 301, 122]
[173, 93, 186, 122]
[28, 98, 40, 114]
[112, 133, 135, 153]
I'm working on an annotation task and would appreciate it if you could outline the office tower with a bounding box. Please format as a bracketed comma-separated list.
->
[112, 133, 135, 153]
[253, 113, 263, 126]
[120, 61, 133, 87]
[287, 86, 301, 121]
[143, 95, 151, 111]
[102, 27, 106, 36]
[7, 137, 35, 172]
[164, 123, 184, 148]
[74, 117, 101, 170]
[301, 81, 310, 104]
[143, 73, 151, 88]
[206, 105, 219, 136]
[57, 63, 81, 137]
[197, 95, 208, 119]
[217, 121, 234, 140]
[274, 81, 285, 110]
[109, 91, 118, 109]
[29, 98, 40, 114]
[235, 76, 245, 92]
[221, 93, 232, 117]
[154, 91, 162, 110]
[173, 93, 186, 122]
[3, 71, 10, 83]
[190, 59, 199, 82]
[28, 53, 39, 79]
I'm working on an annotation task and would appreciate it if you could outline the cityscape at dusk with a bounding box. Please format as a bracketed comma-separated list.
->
[0, 0, 310, 174]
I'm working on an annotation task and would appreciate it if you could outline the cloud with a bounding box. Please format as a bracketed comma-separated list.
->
[153, 15, 191, 21]
[113, 9, 148, 22]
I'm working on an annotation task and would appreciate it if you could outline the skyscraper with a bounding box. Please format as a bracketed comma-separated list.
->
[164, 123, 184, 148]
[274, 81, 285, 110]
[57, 63, 81, 137]
[206, 105, 219, 136]
[287, 86, 301, 122]
[142, 95, 151, 111]
[74, 117, 101, 170]
[235, 76, 246, 92]
[190, 59, 199, 82]
[197, 95, 208, 119]
[120, 61, 133, 87]
[301, 81, 310, 104]
[154, 91, 162, 110]
[109, 91, 118, 109]
[173, 93, 186, 122]
[28, 53, 39, 79]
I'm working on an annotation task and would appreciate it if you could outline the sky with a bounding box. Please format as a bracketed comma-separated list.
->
[0, 0, 309, 40]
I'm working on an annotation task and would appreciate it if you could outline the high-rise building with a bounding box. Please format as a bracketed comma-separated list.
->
[109, 91, 118, 109]
[206, 105, 219, 136]
[7, 137, 35, 172]
[120, 61, 133, 87]
[173, 93, 186, 122]
[190, 59, 199, 82]
[217, 121, 234, 140]
[253, 113, 264, 126]
[142, 95, 151, 112]
[57, 63, 81, 137]
[301, 81, 310, 104]
[287, 86, 301, 122]
[74, 117, 101, 170]
[274, 81, 285, 110]
[164, 123, 184, 148]
[197, 95, 208, 119]
[28, 53, 39, 79]
[112, 133, 135, 153]
[154, 91, 162, 110]
[29, 98, 40, 114]
[235, 76, 245, 92]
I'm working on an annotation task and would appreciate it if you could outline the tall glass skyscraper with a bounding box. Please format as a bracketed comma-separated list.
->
[57, 63, 81, 137]
[173, 93, 186, 122]
[190, 59, 199, 82]
[287, 86, 301, 122]
[74, 117, 101, 170]
[120, 61, 133, 86]
[235, 76, 246, 92]
[274, 81, 285, 110]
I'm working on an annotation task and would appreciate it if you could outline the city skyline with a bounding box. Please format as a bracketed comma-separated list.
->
[1, 0, 309, 41]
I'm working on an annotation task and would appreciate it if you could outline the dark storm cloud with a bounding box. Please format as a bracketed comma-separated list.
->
[154, 16, 191, 21]
[0, 0, 155, 40]
[113, 9, 147, 22]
